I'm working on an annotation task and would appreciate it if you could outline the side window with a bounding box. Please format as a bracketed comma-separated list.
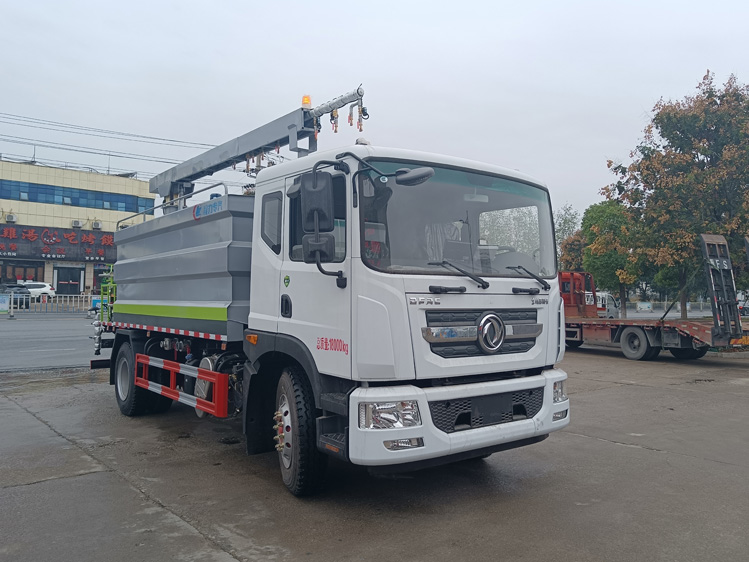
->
[289, 175, 346, 262]
[261, 192, 282, 255]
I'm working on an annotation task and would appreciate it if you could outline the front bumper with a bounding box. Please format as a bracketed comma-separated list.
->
[348, 368, 569, 466]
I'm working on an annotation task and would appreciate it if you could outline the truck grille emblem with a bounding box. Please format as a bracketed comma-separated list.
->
[477, 313, 505, 354]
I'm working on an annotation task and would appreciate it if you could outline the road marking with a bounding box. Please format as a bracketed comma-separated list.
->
[18, 348, 76, 353]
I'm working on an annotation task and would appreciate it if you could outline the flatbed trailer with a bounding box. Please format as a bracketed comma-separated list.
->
[561, 235, 749, 360]
[563, 314, 749, 360]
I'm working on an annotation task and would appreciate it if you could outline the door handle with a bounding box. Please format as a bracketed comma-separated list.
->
[281, 294, 292, 318]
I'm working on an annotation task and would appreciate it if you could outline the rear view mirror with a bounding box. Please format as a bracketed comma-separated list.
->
[394, 167, 434, 186]
[303, 233, 336, 264]
[300, 172, 335, 233]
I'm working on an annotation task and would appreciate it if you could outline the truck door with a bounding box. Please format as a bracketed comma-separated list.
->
[278, 173, 351, 379]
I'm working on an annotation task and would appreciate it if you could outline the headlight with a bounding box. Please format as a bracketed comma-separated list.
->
[359, 401, 422, 429]
[553, 381, 567, 403]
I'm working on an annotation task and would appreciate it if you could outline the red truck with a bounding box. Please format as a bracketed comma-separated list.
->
[560, 235, 749, 360]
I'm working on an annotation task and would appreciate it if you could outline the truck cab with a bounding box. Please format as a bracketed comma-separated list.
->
[246, 144, 569, 480]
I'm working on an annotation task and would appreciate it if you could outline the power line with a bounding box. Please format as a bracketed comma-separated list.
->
[0, 151, 253, 190]
[0, 118, 211, 149]
[0, 112, 214, 148]
[0, 134, 183, 164]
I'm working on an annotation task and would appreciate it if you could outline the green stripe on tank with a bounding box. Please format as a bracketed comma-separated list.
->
[113, 303, 227, 322]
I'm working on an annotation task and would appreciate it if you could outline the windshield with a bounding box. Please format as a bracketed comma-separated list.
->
[359, 159, 556, 278]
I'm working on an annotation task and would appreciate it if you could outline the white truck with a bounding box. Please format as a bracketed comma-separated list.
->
[92, 87, 570, 495]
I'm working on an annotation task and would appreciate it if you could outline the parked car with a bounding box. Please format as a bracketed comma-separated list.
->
[19, 281, 56, 301]
[740, 301, 749, 317]
[635, 301, 653, 313]
[0, 283, 32, 309]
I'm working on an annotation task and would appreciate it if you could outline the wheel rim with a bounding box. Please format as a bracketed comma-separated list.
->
[116, 356, 130, 401]
[277, 393, 293, 469]
[626, 332, 641, 352]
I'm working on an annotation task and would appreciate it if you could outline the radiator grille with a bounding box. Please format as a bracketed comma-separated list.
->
[428, 387, 544, 433]
[425, 309, 538, 358]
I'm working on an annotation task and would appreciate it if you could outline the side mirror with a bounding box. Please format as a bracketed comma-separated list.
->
[300, 172, 335, 233]
[303, 233, 336, 264]
[394, 167, 434, 186]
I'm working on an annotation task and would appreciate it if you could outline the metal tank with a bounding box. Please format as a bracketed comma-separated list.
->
[112, 194, 253, 341]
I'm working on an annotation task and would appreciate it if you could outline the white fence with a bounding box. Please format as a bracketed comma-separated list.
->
[5, 294, 96, 315]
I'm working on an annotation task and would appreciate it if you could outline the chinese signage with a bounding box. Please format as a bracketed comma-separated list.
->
[0, 224, 116, 262]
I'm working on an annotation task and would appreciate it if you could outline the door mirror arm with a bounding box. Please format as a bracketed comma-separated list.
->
[315, 251, 347, 288]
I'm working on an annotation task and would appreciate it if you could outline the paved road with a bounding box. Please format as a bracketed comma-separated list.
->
[0, 305, 717, 373]
[0, 314, 104, 372]
[1, 349, 747, 562]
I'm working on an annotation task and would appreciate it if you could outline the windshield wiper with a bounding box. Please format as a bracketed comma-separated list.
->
[506, 265, 551, 291]
[429, 260, 490, 289]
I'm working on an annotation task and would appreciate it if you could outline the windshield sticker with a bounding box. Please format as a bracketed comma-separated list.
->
[317, 337, 349, 356]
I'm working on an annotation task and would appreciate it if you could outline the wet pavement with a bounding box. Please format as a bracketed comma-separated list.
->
[0, 314, 102, 372]
[1, 348, 748, 561]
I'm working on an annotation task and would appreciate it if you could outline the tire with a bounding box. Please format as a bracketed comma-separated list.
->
[114, 342, 148, 416]
[148, 389, 174, 414]
[565, 340, 584, 349]
[146, 364, 174, 414]
[275, 366, 327, 496]
[643, 345, 661, 361]
[620, 327, 651, 360]
[669, 347, 708, 360]
[693, 347, 709, 359]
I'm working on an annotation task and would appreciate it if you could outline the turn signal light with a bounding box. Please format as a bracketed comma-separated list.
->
[246, 333, 258, 345]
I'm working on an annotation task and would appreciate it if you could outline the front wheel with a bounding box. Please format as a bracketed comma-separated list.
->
[620, 327, 651, 360]
[275, 366, 327, 496]
[565, 340, 584, 349]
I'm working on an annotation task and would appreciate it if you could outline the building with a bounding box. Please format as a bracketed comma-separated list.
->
[0, 159, 154, 294]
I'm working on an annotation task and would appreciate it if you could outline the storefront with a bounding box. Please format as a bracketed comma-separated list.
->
[1, 259, 44, 284]
[0, 223, 116, 293]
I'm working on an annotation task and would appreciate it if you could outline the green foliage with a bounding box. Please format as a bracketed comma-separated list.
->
[580, 200, 640, 290]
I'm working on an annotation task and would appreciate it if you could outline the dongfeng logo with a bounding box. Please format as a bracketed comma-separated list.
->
[477, 312, 505, 354]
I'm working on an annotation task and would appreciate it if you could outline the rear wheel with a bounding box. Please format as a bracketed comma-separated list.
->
[693, 347, 709, 359]
[274, 366, 327, 496]
[114, 343, 148, 416]
[620, 327, 651, 361]
[147, 369, 174, 414]
[669, 347, 708, 360]
[565, 340, 584, 349]
[643, 345, 661, 361]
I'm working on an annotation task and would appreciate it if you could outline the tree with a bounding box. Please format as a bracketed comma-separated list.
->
[553, 203, 581, 258]
[604, 71, 749, 319]
[580, 201, 640, 318]
[559, 229, 585, 271]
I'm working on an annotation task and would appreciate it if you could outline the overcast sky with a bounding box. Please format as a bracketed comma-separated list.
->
[2, 0, 748, 216]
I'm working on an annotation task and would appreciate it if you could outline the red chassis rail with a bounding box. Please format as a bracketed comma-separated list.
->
[135, 354, 230, 417]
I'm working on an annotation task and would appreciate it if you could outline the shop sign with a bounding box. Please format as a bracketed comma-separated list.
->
[0, 224, 116, 262]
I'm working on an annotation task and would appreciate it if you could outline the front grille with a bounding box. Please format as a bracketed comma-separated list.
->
[425, 308, 538, 358]
[431, 341, 535, 358]
[428, 387, 544, 433]
[426, 309, 537, 325]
